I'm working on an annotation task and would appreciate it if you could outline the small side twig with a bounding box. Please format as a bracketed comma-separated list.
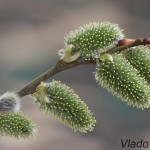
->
[103, 38, 146, 54]
[17, 38, 149, 98]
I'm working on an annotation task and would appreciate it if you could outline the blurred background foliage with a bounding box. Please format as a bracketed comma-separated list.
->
[0, 0, 150, 150]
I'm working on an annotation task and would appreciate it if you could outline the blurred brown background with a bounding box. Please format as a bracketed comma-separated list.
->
[0, 0, 150, 150]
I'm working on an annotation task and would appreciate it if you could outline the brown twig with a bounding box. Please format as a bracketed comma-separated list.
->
[17, 58, 95, 97]
[16, 38, 149, 97]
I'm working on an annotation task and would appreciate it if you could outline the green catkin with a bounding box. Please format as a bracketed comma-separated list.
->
[0, 112, 38, 138]
[95, 53, 150, 109]
[61, 22, 124, 62]
[125, 45, 150, 84]
[32, 80, 96, 133]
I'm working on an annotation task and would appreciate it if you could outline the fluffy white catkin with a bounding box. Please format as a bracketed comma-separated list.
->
[0, 92, 21, 114]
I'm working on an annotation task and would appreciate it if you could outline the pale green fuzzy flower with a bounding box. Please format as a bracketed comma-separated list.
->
[59, 22, 124, 62]
[125, 45, 150, 84]
[0, 112, 38, 138]
[32, 80, 96, 133]
[95, 53, 150, 109]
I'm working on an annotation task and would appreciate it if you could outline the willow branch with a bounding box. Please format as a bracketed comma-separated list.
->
[17, 58, 95, 97]
[17, 38, 149, 97]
